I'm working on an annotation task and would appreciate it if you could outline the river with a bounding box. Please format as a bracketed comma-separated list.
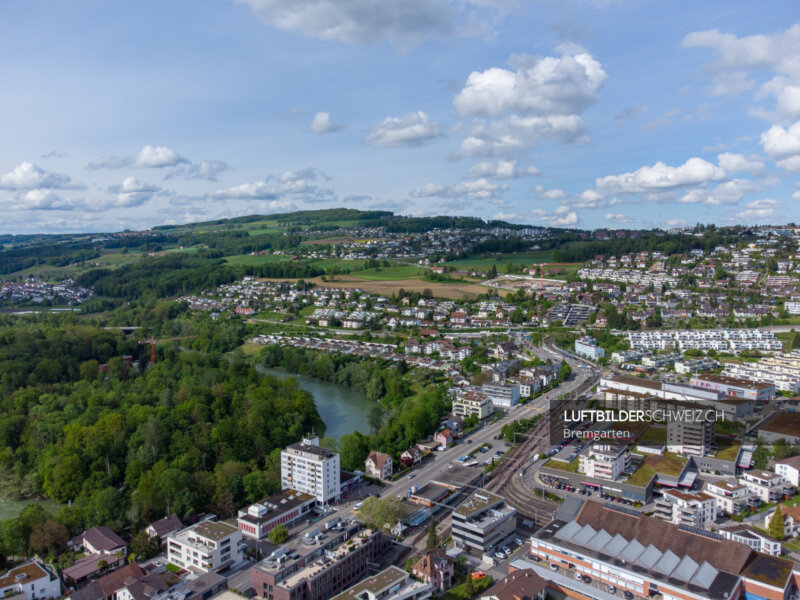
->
[0, 496, 63, 521]
[258, 366, 375, 440]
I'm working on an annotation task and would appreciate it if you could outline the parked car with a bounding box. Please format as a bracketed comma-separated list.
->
[549, 564, 558, 572]
[407, 473, 416, 479]
[514, 538, 523, 546]
[623, 592, 634, 600]
[495, 551, 506, 559]
[582, 576, 592, 584]
[575, 573, 583, 581]
[609, 586, 617, 594]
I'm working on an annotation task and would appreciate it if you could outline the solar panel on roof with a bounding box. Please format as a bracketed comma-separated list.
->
[672, 555, 699, 581]
[690, 561, 719, 590]
[635, 544, 663, 569]
[604, 502, 642, 518]
[654, 549, 680, 576]
[677, 524, 724, 541]
[573, 524, 598, 546]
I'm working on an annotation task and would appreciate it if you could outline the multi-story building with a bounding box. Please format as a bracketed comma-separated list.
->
[0, 560, 60, 600]
[722, 351, 800, 394]
[481, 383, 520, 408]
[641, 352, 682, 369]
[332, 566, 432, 600]
[452, 490, 516, 553]
[704, 479, 756, 515]
[741, 469, 793, 503]
[690, 374, 775, 402]
[574, 337, 605, 361]
[775, 456, 800, 486]
[365, 451, 393, 480]
[237, 489, 316, 539]
[654, 490, 715, 526]
[167, 520, 243, 573]
[281, 435, 341, 504]
[578, 443, 630, 481]
[529, 499, 797, 600]
[453, 390, 494, 420]
[666, 413, 715, 456]
[250, 521, 393, 600]
[675, 358, 717, 374]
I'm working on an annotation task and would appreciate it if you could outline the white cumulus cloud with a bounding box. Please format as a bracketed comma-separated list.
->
[731, 198, 781, 222]
[0, 162, 82, 190]
[411, 178, 508, 200]
[605, 213, 632, 224]
[466, 160, 539, 179]
[595, 157, 726, 195]
[208, 168, 335, 203]
[309, 112, 347, 134]
[87, 145, 187, 170]
[365, 112, 442, 147]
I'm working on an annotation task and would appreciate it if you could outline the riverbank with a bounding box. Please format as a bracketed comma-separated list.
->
[258, 366, 375, 440]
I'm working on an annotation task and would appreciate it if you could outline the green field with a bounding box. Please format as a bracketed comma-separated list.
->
[224, 254, 290, 265]
[445, 250, 552, 269]
[312, 258, 368, 270]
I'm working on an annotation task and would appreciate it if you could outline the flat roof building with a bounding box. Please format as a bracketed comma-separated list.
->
[281, 435, 341, 504]
[452, 489, 516, 554]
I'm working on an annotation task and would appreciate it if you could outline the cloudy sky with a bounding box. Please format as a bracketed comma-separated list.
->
[2, 0, 800, 233]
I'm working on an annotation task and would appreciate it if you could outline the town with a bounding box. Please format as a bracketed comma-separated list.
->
[2, 214, 800, 600]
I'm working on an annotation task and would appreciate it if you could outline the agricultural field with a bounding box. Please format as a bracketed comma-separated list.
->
[224, 254, 291, 266]
[307, 275, 505, 300]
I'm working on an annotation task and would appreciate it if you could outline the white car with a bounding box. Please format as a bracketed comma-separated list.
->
[494, 551, 506, 559]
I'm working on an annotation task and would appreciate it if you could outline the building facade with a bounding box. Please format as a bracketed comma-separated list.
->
[281, 436, 341, 504]
[452, 490, 517, 553]
[167, 520, 243, 573]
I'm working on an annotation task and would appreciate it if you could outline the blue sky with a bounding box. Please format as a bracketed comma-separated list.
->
[2, 0, 800, 233]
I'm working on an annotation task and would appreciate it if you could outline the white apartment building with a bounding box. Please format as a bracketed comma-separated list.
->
[723, 351, 800, 394]
[281, 435, 341, 504]
[775, 456, 800, 487]
[167, 520, 243, 573]
[574, 336, 605, 361]
[741, 469, 793, 503]
[480, 383, 520, 408]
[704, 479, 756, 515]
[654, 490, 715, 527]
[452, 390, 494, 420]
[0, 560, 60, 600]
[786, 301, 800, 315]
[578, 443, 630, 481]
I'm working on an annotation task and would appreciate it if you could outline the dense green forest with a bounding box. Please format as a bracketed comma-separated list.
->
[0, 319, 326, 563]
[74, 254, 322, 301]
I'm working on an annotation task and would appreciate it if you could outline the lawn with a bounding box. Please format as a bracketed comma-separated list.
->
[238, 342, 264, 356]
[544, 458, 579, 473]
[445, 250, 552, 269]
[639, 425, 667, 444]
[714, 436, 741, 461]
[312, 258, 368, 270]
[627, 453, 687, 486]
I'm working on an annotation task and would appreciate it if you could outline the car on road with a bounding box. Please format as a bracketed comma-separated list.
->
[353, 502, 364, 510]
[466, 439, 473, 444]
[407, 473, 416, 479]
